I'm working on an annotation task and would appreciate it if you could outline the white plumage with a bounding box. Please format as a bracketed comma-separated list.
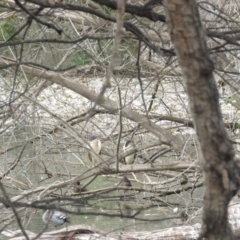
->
[42, 210, 69, 226]
[123, 140, 136, 164]
[88, 136, 102, 165]
[89, 136, 101, 154]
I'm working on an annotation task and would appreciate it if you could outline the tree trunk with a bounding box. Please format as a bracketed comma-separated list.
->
[164, 0, 240, 239]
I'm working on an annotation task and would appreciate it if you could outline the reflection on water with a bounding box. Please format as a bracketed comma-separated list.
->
[8, 179, 202, 237]
[24, 200, 184, 234]
[2, 173, 201, 238]
[0, 130, 203, 239]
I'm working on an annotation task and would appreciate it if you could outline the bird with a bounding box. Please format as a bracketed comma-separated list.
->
[42, 210, 69, 227]
[88, 136, 101, 165]
[123, 140, 136, 164]
[116, 175, 132, 189]
[88, 136, 101, 154]
[72, 181, 87, 194]
[116, 176, 132, 198]
[180, 173, 188, 185]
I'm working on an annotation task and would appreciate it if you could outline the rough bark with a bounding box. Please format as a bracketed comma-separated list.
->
[164, 0, 240, 239]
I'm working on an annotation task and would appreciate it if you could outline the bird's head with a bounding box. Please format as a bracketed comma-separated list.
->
[88, 136, 97, 142]
[125, 140, 132, 147]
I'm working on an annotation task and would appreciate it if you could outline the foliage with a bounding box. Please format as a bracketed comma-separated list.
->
[0, 18, 17, 41]
[73, 50, 93, 66]
[100, 5, 115, 15]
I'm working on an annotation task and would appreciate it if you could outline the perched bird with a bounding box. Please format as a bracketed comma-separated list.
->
[116, 176, 132, 189]
[88, 136, 101, 165]
[42, 210, 69, 226]
[180, 174, 188, 185]
[123, 140, 136, 164]
[72, 181, 87, 194]
[116, 176, 132, 198]
[88, 136, 101, 154]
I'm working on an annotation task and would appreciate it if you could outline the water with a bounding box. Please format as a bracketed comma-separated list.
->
[0, 129, 203, 239]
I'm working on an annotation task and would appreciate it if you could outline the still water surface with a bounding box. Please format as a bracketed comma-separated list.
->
[0, 132, 203, 239]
